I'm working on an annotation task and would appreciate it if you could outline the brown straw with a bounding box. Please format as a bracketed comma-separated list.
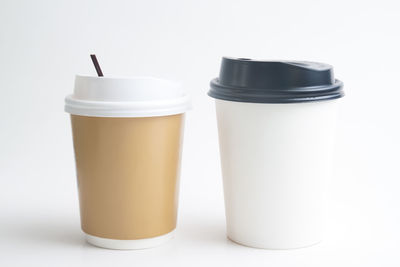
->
[90, 54, 104, 77]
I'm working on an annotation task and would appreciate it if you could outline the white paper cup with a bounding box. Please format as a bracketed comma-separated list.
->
[209, 58, 344, 249]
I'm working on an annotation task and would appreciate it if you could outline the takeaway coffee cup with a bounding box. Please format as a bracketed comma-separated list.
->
[65, 75, 190, 249]
[208, 57, 344, 249]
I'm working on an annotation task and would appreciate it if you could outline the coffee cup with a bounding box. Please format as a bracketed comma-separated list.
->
[65, 75, 190, 249]
[208, 57, 344, 249]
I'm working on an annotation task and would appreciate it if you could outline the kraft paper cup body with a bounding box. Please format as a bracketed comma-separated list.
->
[65, 75, 190, 249]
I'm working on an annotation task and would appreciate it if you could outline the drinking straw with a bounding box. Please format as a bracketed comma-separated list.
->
[90, 54, 104, 77]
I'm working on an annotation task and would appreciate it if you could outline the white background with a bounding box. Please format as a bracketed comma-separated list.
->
[1, 0, 399, 266]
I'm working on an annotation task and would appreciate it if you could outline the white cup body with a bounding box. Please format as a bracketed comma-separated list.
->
[215, 99, 338, 249]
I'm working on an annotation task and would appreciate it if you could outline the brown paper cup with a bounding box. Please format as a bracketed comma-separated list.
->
[65, 75, 190, 249]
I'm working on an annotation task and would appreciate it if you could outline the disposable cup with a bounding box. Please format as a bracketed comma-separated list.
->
[209, 57, 344, 249]
[65, 75, 190, 249]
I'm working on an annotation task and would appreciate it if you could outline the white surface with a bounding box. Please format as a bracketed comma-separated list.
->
[0, 0, 399, 266]
[85, 230, 175, 250]
[216, 99, 337, 249]
[65, 75, 190, 117]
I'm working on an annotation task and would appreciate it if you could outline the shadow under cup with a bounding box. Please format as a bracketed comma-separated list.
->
[71, 114, 184, 241]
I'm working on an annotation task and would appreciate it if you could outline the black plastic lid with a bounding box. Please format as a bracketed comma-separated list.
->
[208, 57, 344, 103]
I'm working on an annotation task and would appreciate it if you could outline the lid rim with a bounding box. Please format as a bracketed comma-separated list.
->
[210, 78, 343, 92]
[209, 78, 344, 104]
[65, 94, 191, 117]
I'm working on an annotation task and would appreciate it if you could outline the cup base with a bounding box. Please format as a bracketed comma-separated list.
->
[85, 230, 175, 250]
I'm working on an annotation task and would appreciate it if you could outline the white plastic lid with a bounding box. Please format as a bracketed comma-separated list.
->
[65, 75, 191, 117]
